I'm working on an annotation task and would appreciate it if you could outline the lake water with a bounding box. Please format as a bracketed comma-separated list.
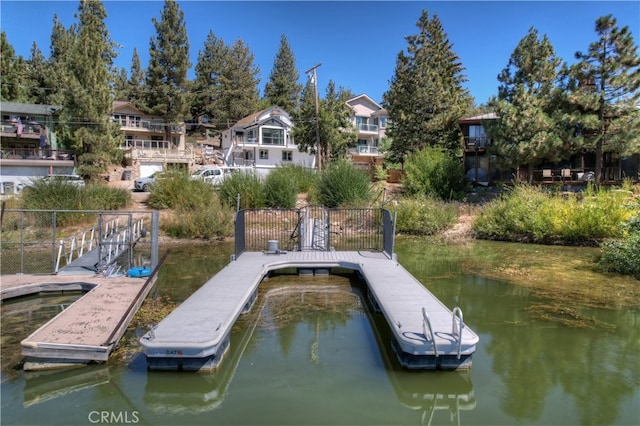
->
[1, 239, 639, 425]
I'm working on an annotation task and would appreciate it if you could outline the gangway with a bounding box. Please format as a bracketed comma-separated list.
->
[56, 213, 147, 275]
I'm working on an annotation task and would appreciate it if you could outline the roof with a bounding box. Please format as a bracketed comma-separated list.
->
[346, 94, 382, 110]
[458, 112, 498, 123]
[0, 102, 62, 116]
[231, 106, 291, 129]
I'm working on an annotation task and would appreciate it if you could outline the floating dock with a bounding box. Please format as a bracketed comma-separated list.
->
[140, 250, 479, 371]
[1, 273, 157, 370]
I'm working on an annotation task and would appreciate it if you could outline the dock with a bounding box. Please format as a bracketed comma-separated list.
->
[1, 272, 157, 370]
[140, 250, 480, 371]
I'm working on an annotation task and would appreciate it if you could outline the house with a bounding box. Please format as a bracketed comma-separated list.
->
[0, 102, 75, 194]
[220, 106, 315, 175]
[458, 112, 639, 184]
[112, 101, 194, 178]
[345, 94, 388, 156]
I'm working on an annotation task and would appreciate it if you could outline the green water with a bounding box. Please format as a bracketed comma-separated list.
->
[1, 239, 638, 425]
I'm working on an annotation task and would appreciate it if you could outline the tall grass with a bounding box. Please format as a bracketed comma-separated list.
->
[313, 159, 372, 208]
[403, 146, 465, 200]
[218, 171, 265, 209]
[598, 196, 640, 279]
[147, 169, 235, 239]
[19, 180, 129, 227]
[473, 184, 635, 244]
[385, 196, 458, 235]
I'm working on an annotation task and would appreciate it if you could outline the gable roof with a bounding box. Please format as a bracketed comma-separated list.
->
[458, 112, 498, 124]
[232, 106, 291, 129]
[0, 102, 61, 116]
[346, 94, 382, 111]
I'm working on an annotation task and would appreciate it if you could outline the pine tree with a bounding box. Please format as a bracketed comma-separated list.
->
[291, 80, 319, 159]
[145, 0, 191, 144]
[382, 10, 470, 163]
[47, 14, 75, 106]
[485, 27, 566, 182]
[221, 39, 260, 125]
[192, 30, 230, 133]
[264, 34, 301, 112]
[1, 32, 27, 102]
[61, 0, 120, 179]
[566, 14, 640, 183]
[26, 43, 50, 104]
[127, 48, 147, 110]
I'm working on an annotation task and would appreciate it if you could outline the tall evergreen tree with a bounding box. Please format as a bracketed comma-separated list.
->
[1, 32, 27, 102]
[382, 10, 471, 163]
[291, 79, 355, 168]
[47, 14, 75, 106]
[565, 14, 640, 184]
[221, 38, 260, 126]
[485, 27, 566, 182]
[192, 30, 230, 134]
[264, 34, 301, 112]
[127, 48, 147, 110]
[25, 43, 50, 104]
[61, 0, 119, 179]
[145, 0, 191, 144]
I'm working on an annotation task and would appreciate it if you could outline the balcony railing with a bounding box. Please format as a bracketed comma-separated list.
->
[0, 147, 76, 161]
[113, 118, 184, 134]
[357, 123, 379, 133]
[464, 136, 491, 150]
[354, 145, 380, 155]
[0, 121, 43, 139]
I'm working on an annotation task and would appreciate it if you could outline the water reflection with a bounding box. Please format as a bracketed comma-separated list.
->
[2, 240, 638, 425]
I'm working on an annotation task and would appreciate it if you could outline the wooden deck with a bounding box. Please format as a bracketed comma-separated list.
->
[140, 250, 479, 371]
[1, 272, 157, 370]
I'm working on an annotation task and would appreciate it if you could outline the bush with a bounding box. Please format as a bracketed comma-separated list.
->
[385, 196, 458, 235]
[218, 171, 265, 209]
[162, 202, 235, 239]
[597, 199, 640, 279]
[473, 184, 634, 244]
[147, 169, 207, 210]
[263, 167, 299, 208]
[403, 147, 465, 200]
[313, 159, 372, 208]
[20, 179, 129, 227]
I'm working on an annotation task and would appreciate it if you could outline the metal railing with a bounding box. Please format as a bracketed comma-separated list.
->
[1, 209, 159, 275]
[234, 206, 395, 259]
[422, 307, 438, 358]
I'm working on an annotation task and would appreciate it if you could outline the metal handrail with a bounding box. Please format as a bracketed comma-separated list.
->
[452, 306, 464, 359]
[422, 307, 439, 358]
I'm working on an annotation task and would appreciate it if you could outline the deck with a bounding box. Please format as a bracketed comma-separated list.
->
[1, 272, 157, 370]
[140, 250, 479, 371]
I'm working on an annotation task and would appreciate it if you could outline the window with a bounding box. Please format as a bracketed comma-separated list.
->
[259, 149, 269, 160]
[247, 129, 257, 144]
[380, 117, 387, 128]
[282, 151, 293, 162]
[262, 128, 284, 145]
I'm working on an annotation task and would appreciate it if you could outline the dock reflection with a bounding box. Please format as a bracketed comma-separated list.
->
[23, 365, 110, 408]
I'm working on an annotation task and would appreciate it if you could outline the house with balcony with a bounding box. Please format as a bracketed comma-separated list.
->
[345, 95, 388, 173]
[0, 102, 76, 194]
[459, 112, 639, 185]
[112, 101, 194, 178]
[220, 106, 315, 175]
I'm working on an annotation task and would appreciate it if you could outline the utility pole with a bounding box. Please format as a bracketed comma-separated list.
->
[305, 63, 322, 171]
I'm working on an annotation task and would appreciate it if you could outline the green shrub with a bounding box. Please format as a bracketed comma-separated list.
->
[403, 147, 465, 200]
[264, 167, 298, 208]
[386, 196, 458, 235]
[162, 201, 235, 239]
[473, 184, 633, 244]
[20, 179, 129, 227]
[276, 163, 316, 193]
[218, 171, 265, 209]
[597, 199, 640, 279]
[313, 159, 372, 208]
[147, 169, 209, 210]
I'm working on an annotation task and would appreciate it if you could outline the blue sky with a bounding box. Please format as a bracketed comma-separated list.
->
[1, 1, 639, 106]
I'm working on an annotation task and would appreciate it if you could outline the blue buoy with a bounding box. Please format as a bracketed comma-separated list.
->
[127, 266, 152, 278]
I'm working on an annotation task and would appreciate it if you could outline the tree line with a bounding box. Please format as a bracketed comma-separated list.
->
[1, 1, 639, 184]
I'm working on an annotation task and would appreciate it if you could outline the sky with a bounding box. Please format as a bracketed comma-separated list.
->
[1, 1, 639, 106]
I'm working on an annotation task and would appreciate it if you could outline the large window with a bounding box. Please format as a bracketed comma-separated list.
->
[262, 128, 284, 145]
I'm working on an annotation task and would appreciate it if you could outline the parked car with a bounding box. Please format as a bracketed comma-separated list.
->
[190, 165, 253, 186]
[134, 172, 161, 192]
[22, 174, 85, 189]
